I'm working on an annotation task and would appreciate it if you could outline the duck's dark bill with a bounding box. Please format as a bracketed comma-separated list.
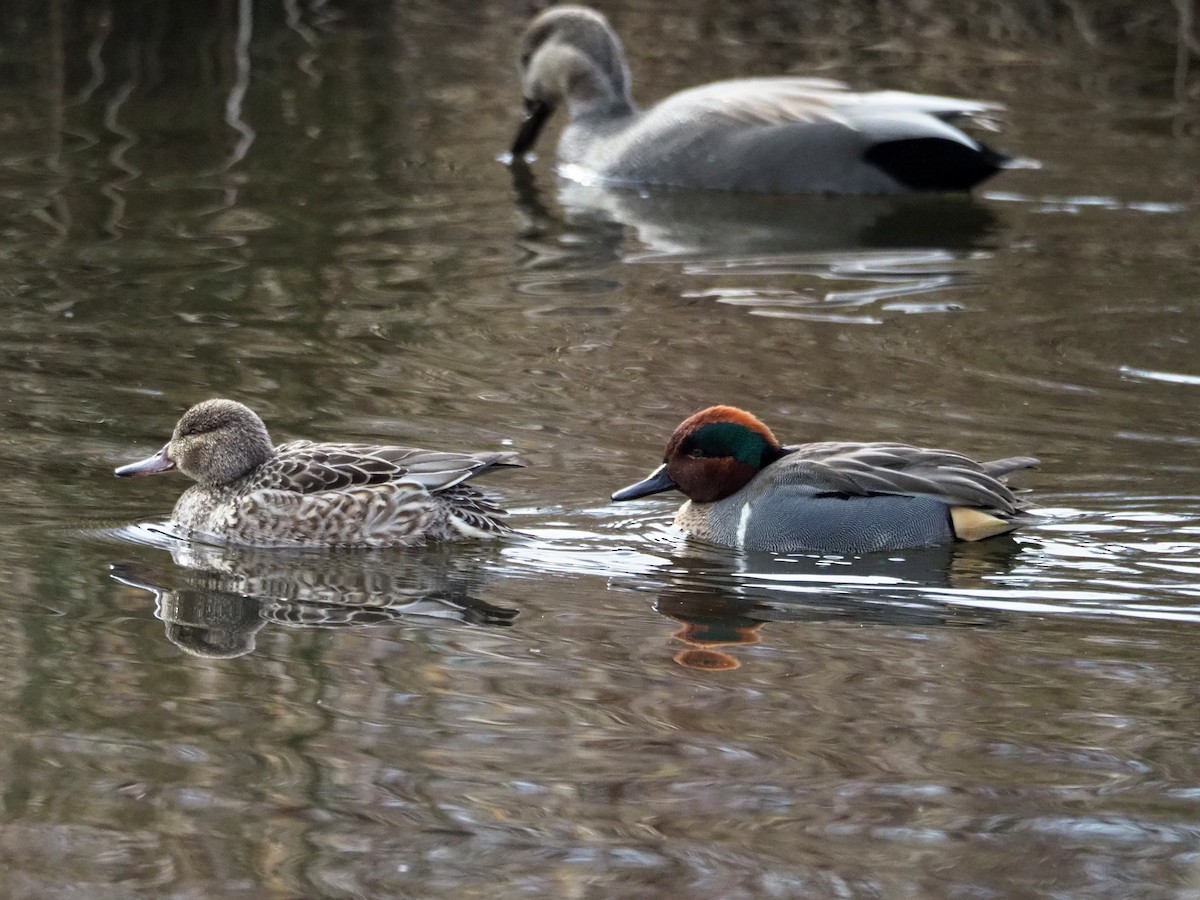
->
[611, 463, 678, 502]
[115, 445, 176, 477]
[510, 98, 552, 158]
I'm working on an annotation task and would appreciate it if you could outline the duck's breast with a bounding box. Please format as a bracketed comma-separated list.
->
[171, 485, 227, 534]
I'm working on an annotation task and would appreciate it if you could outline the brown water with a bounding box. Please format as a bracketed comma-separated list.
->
[2, 1, 1200, 896]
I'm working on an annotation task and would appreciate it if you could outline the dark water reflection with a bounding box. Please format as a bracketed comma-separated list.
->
[2, 0, 1200, 896]
[107, 527, 518, 657]
[515, 165, 1002, 320]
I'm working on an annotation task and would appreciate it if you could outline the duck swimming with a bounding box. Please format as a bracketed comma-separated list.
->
[115, 399, 522, 548]
[511, 6, 1016, 194]
[611, 405, 1038, 553]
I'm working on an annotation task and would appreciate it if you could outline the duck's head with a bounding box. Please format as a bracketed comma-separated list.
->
[612, 406, 788, 504]
[511, 6, 634, 157]
[115, 399, 274, 487]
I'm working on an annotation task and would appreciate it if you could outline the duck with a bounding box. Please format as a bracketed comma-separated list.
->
[611, 405, 1038, 553]
[115, 399, 523, 548]
[510, 6, 1017, 194]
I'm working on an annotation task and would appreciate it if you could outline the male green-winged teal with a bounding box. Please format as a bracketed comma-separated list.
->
[511, 6, 1017, 194]
[115, 399, 522, 548]
[611, 406, 1038, 553]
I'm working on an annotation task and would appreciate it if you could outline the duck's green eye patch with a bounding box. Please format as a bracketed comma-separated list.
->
[689, 422, 769, 467]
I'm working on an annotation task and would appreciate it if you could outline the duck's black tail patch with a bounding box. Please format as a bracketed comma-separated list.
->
[864, 138, 1008, 192]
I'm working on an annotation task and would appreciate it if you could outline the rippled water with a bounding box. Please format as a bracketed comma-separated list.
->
[2, 1, 1199, 896]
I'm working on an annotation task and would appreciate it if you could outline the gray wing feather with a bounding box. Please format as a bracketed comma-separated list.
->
[649, 79, 1000, 139]
[654, 79, 999, 129]
[778, 442, 1036, 513]
[982, 456, 1040, 478]
[263, 442, 521, 496]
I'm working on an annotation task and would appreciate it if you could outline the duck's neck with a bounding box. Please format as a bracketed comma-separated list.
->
[198, 438, 274, 488]
[560, 87, 637, 167]
[562, 54, 637, 123]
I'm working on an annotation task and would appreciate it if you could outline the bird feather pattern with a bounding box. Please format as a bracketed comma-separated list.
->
[658, 79, 1002, 132]
[118, 399, 523, 549]
[782, 442, 1033, 514]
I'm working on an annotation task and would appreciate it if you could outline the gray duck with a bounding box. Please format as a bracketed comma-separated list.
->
[512, 6, 1017, 194]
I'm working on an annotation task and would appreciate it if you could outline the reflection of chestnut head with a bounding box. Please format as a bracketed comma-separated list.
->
[673, 648, 742, 671]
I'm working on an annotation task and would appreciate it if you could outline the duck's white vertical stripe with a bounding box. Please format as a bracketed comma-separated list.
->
[736, 503, 752, 549]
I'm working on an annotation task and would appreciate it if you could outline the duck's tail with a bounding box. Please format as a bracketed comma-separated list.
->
[982, 456, 1040, 479]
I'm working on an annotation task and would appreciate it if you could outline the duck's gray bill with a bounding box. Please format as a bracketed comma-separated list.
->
[611, 463, 678, 502]
[115, 444, 175, 477]
[510, 99, 552, 158]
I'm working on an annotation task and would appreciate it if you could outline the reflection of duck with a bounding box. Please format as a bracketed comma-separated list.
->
[660, 594, 764, 672]
[115, 399, 523, 548]
[512, 149, 999, 255]
[511, 6, 1017, 194]
[510, 162, 628, 274]
[509, 159, 1000, 317]
[613, 405, 1039, 553]
[650, 539, 1025, 670]
[111, 568, 266, 659]
[109, 542, 518, 659]
[556, 180, 1000, 257]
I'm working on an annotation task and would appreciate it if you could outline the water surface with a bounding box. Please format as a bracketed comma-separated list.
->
[2, 1, 1199, 896]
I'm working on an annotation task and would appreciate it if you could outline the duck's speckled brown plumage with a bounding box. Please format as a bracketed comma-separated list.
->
[611, 405, 1038, 553]
[116, 400, 522, 548]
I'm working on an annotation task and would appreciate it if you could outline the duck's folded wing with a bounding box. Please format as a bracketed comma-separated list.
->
[436, 485, 513, 537]
[658, 78, 849, 128]
[266, 442, 522, 495]
[781, 443, 1029, 513]
[982, 456, 1040, 479]
[657, 78, 1001, 132]
[840, 89, 1003, 124]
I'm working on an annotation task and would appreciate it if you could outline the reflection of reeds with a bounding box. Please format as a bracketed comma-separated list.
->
[646, 1, 1196, 57]
[621, 2, 1197, 112]
[15, 0, 1195, 248]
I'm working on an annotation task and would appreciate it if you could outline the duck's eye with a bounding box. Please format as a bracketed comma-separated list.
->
[688, 448, 705, 459]
[179, 422, 216, 438]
